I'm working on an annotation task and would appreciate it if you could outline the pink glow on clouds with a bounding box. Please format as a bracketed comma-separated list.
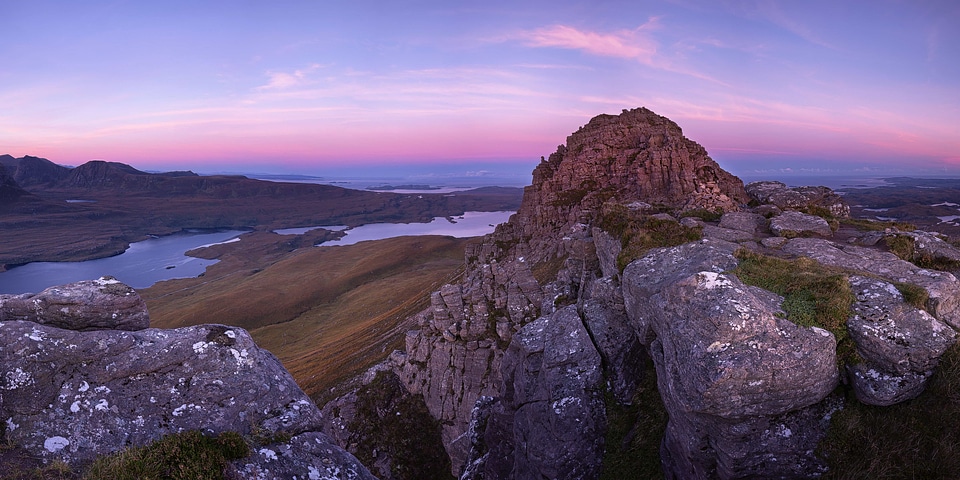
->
[518, 22, 659, 62]
[1, 1, 958, 177]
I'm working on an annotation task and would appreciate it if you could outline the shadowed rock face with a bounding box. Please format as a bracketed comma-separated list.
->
[384, 108, 748, 475]
[0, 279, 375, 479]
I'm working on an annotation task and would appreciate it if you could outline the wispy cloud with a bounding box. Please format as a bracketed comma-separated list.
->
[517, 21, 660, 62]
[752, 1, 837, 50]
[256, 64, 326, 91]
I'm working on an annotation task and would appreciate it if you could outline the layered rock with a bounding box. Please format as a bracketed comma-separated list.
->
[0, 280, 374, 479]
[462, 306, 606, 480]
[769, 211, 833, 237]
[745, 181, 850, 217]
[327, 107, 959, 479]
[388, 108, 749, 475]
[0, 276, 149, 331]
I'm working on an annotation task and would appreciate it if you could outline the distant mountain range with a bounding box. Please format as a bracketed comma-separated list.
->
[0, 155, 524, 268]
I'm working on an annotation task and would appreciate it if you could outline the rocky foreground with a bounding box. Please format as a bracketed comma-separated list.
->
[4, 107, 960, 479]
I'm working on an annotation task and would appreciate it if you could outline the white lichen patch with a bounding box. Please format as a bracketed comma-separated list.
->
[192, 341, 209, 354]
[259, 448, 278, 461]
[44, 436, 70, 453]
[229, 348, 253, 367]
[6, 417, 19, 432]
[552, 396, 580, 414]
[4, 367, 34, 390]
[94, 399, 109, 411]
[224, 330, 236, 339]
[78, 381, 90, 393]
[811, 327, 832, 338]
[707, 341, 730, 353]
[70, 401, 82, 413]
[697, 271, 733, 290]
[95, 276, 121, 286]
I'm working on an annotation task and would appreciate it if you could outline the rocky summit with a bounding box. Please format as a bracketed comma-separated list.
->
[324, 108, 960, 479]
[4, 107, 960, 479]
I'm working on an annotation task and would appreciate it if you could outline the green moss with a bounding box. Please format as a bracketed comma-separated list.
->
[840, 218, 916, 232]
[820, 344, 960, 479]
[347, 371, 454, 480]
[731, 250, 858, 368]
[895, 282, 929, 310]
[678, 208, 723, 222]
[600, 358, 667, 479]
[82, 430, 249, 480]
[884, 234, 960, 272]
[885, 234, 915, 261]
[598, 203, 703, 273]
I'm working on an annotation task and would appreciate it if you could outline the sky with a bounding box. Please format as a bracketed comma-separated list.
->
[1, 0, 958, 181]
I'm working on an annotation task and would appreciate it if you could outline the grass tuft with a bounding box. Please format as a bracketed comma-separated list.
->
[731, 250, 858, 367]
[600, 357, 668, 479]
[819, 343, 960, 479]
[597, 203, 703, 272]
[82, 430, 248, 480]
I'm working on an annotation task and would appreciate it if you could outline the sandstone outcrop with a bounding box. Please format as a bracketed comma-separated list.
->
[0, 276, 149, 331]
[382, 108, 749, 476]
[745, 181, 850, 217]
[623, 240, 840, 478]
[320, 107, 959, 479]
[769, 210, 834, 237]
[0, 280, 374, 479]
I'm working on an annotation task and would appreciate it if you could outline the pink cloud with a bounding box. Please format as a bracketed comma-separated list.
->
[518, 21, 659, 63]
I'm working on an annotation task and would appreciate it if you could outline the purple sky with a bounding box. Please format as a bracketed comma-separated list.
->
[1, 1, 958, 179]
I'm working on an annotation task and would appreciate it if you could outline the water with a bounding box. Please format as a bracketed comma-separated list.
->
[323, 211, 514, 246]
[0, 230, 245, 294]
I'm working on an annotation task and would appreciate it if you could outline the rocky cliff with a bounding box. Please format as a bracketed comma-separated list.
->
[325, 108, 960, 479]
[0, 278, 376, 479]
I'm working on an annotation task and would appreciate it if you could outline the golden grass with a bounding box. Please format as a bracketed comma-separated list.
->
[143, 234, 470, 401]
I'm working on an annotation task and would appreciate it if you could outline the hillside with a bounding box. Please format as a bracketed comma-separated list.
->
[143, 233, 474, 399]
[0, 155, 522, 268]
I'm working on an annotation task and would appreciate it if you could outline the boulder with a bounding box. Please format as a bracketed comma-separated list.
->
[893, 230, 960, 266]
[846, 275, 956, 405]
[228, 432, 376, 480]
[0, 319, 373, 479]
[622, 241, 840, 479]
[701, 224, 756, 243]
[622, 239, 742, 345]
[745, 181, 849, 217]
[769, 211, 833, 237]
[718, 211, 767, 235]
[0, 277, 149, 331]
